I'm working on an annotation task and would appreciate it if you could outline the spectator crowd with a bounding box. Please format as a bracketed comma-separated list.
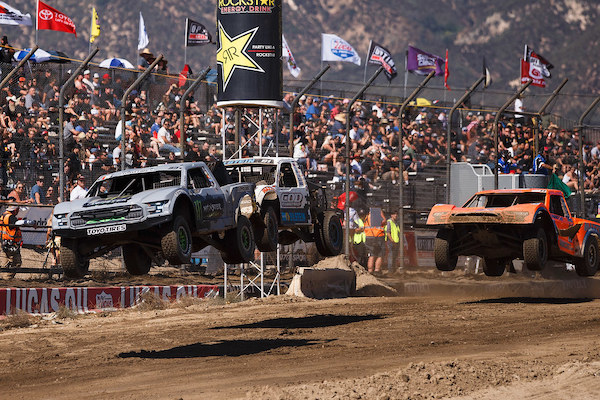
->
[0, 40, 596, 208]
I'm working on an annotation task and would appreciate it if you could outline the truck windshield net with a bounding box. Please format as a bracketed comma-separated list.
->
[464, 192, 546, 208]
[87, 171, 182, 197]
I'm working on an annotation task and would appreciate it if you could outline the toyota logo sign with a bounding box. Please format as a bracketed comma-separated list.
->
[39, 9, 53, 21]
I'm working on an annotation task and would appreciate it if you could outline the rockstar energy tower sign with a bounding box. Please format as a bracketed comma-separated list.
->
[216, 0, 282, 108]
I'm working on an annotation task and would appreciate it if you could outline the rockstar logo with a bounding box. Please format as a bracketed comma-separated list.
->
[260, 0, 268, 4]
[216, 21, 264, 91]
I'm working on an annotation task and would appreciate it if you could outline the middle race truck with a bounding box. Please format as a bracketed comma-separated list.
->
[223, 157, 343, 257]
[52, 162, 258, 278]
[427, 188, 600, 277]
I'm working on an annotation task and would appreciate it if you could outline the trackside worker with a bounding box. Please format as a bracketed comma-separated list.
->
[1, 205, 22, 276]
[364, 208, 386, 274]
[352, 208, 367, 266]
[385, 210, 400, 273]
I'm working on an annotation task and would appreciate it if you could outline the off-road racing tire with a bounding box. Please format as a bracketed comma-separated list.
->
[221, 216, 255, 264]
[161, 215, 192, 265]
[256, 207, 278, 253]
[575, 236, 600, 277]
[523, 228, 548, 271]
[315, 211, 343, 256]
[60, 239, 89, 279]
[434, 229, 457, 271]
[122, 244, 152, 275]
[482, 258, 505, 277]
[279, 230, 300, 246]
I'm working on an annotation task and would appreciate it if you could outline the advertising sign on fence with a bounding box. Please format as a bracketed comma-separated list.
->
[216, 0, 282, 108]
[1, 285, 219, 315]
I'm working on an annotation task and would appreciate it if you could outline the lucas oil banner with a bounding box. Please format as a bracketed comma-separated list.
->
[216, 0, 282, 108]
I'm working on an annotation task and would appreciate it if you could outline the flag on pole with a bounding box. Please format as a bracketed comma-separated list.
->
[36, 0, 76, 36]
[90, 7, 100, 43]
[179, 64, 193, 87]
[0, 1, 32, 26]
[138, 12, 149, 51]
[321, 33, 361, 66]
[282, 34, 301, 78]
[366, 40, 397, 81]
[444, 49, 450, 90]
[185, 18, 212, 46]
[483, 56, 492, 88]
[406, 45, 444, 76]
[521, 45, 553, 88]
[524, 45, 553, 78]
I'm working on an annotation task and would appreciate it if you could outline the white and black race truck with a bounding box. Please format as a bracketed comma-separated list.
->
[224, 157, 343, 257]
[52, 162, 257, 278]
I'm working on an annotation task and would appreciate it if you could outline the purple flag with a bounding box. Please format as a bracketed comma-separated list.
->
[406, 45, 444, 76]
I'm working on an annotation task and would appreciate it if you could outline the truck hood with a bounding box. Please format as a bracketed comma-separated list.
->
[53, 187, 179, 215]
[427, 203, 540, 225]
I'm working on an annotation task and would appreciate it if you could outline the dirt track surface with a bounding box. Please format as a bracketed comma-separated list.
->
[3, 273, 600, 399]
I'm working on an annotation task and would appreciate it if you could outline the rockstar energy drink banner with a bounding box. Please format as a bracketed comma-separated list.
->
[216, 0, 282, 108]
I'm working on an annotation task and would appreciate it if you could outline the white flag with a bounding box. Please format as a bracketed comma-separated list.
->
[282, 34, 301, 78]
[138, 12, 149, 51]
[0, 1, 32, 26]
[321, 33, 361, 66]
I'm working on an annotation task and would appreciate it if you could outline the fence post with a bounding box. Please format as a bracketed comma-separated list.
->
[576, 95, 600, 216]
[120, 55, 163, 170]
[58, 48, 99, 203]
[397, 71, 435, 269]
[343, 66, 384, 257]
[446, 76, 485, 203]
[0, 46, 39, 89]
[493, 80, 532, 189]
[288, 65, 330, 155]
[536, 78, 568, 155]
[179, 68, 211, 161]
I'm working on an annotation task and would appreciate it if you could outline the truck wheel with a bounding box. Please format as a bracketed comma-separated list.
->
[315, 211, 343, 257]
[60, 239, 89, 279]
[482, 258, 505, 276]
[575, 237, 599, 277]
[221, 216, 255, 264]
[161, 215, 192, 265]
[279, 230, 299, 246]
[122, 244, 152, 275]
[523, 228, 548, 271]
[434, 229, 457, 271]
[256, 207, 278, 253]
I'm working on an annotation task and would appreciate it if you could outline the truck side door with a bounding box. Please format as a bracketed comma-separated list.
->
[187, 167, 225, 230]
[277, 162, 310, 226]
[549, 194, 576, 255]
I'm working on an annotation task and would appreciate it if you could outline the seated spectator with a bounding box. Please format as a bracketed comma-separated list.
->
[7, 181, 32, 203]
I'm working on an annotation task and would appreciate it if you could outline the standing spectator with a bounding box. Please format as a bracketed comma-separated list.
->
[0, 36, 15, 66]
[30, 175, 46, 204]
[70, 174, 88, 200]
[364, 208, 386, 275]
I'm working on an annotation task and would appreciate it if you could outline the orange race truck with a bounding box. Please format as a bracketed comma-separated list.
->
[427, 189, 600, 277]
